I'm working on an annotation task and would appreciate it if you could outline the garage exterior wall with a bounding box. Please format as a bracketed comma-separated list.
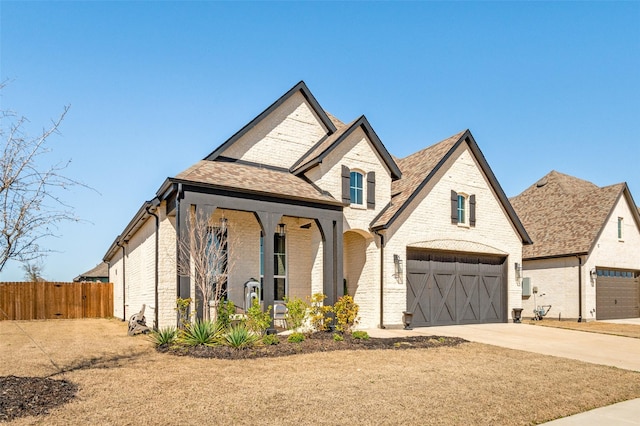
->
[522, 257, 579, 320]
[219, 92, 328, 169]
[382, 145, 524, 327]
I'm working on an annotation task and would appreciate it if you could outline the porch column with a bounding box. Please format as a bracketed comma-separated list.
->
[254, 211, 282, 334]
[317, 218, 343, 306]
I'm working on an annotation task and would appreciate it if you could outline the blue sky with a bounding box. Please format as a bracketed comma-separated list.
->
[1, 1, 638, 281]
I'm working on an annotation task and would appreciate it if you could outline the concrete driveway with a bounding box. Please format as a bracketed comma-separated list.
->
[367, 322, 640, 372]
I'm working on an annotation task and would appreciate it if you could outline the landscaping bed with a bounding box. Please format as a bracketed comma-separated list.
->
[0, 375, 77, 423]
[158, 331, 468, 360]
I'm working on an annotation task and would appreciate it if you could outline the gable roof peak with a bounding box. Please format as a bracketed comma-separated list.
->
[203, 80, 337, 161]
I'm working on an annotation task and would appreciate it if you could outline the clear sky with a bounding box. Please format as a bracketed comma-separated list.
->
[1, 1, 638, 282]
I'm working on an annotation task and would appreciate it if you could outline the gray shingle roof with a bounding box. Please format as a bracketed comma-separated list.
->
[175, 160, 341, 205]
[510, 170, 625, 259]
[74, 262, 109, 281]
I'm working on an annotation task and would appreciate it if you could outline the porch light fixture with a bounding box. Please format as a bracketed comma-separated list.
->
[590, 268, 597, 285]
[515, 262, 522, 283]
[278, 223, 286, 237]
[393, 254, 403, 282]
[219, 217, 228, 230]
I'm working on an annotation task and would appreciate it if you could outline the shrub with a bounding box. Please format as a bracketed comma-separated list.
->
[333, 295, 359, 333]
[178, 320, 222, 346]
[221, 324, 260, 349]
[246, 299, 272, 335]
[262, 333, 280, 346]
[333, 333, 344, 342]
[283, 296, 308, 331]
[288, 332, 305, 343]
[352, 330, 369, 340]
[216, 300, 236, 330]
[149, 326, 177, 346]
[175, 297, 192, 330]
[308, 293, 332, 332]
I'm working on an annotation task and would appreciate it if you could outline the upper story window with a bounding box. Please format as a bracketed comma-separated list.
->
[457, 194, 466, 224]
[618, 217, 624, 240]
[341, 165, 375, 209]
[350, 171, 364, 205]
[451, 190, 476, 227]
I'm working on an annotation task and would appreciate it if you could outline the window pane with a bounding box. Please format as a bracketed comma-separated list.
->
[457, 195, 465, 223]
[274, 278, 286, 301]
[350, 171, 363, 205]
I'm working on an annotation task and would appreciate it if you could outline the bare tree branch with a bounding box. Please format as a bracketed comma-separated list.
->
[0, 85, 93, 272]
[177, 209, 236, 322]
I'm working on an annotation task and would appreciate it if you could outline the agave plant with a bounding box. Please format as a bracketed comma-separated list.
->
[221, 324, 261, 349]
[178, 320, 223, 346]
[149, 326, 178, 346]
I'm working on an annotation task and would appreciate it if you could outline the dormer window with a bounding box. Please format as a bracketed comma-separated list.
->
[350, 171, 363, 205]
[451, 190, 476, 227]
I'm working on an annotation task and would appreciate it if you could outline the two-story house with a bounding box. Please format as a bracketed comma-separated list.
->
[103, 81, 531, 329]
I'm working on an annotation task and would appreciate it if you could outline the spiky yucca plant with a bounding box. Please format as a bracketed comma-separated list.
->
[179, 320, 223, 346]
[149, 326, 178, 346]
[221, 324, 261, 349]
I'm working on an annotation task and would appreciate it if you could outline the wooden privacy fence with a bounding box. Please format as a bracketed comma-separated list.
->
[0, 282, 113, 321]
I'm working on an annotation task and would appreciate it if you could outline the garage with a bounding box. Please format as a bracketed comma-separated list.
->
[406, 250, 507, 326]
[596, 269, 640, 320]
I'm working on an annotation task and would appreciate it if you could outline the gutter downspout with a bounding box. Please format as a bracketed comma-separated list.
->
[175, 183, 184, 327]
[116, 240, 126, 321]
[146, 200, 160, 330]
[374, 230, 385, 329]
[577, 255, 583, 322]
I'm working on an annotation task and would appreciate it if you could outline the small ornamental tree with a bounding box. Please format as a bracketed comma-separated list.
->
[177, 209, 234, 323]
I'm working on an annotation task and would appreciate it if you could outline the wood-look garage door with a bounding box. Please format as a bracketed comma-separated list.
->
[596, 269, 640, 320]
[406, 251, 506, 326]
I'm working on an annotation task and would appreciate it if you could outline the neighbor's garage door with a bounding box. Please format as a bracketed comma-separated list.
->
[406, 250, 506, 326]
[596, 269, 640, 320]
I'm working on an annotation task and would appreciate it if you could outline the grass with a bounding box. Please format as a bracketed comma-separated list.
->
[1, 319, 640, 425]
[527, 319, 640, 339]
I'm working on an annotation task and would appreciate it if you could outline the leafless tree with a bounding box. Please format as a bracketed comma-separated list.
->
[1, 85, 88, 272]
[177, 208, 234, 322]
[22, 261, 46, 282]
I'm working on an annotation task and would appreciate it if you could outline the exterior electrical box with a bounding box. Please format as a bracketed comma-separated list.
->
[522, 277, 532, 297]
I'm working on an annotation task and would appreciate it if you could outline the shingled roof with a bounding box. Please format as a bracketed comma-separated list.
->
[371, 130, 464, 228]
[175, 159, 341, 206]
[509, 170, 626, 259]
[371, 130, 531, 244]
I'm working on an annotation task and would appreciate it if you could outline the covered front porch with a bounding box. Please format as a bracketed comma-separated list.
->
[172, 183, 344, 328]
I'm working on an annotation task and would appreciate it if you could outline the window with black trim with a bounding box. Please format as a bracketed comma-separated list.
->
[259, 232, 287, 301]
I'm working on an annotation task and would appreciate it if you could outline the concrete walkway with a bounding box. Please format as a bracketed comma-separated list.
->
[366, 322, 640, 425]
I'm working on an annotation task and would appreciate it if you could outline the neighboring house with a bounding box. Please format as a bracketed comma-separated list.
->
[510, 171, 640, 321]
[103, 81, 531, 330]
[74, 262, 109, 283]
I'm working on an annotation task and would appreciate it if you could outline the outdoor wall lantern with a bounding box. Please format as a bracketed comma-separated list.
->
[590, 268, 597, 285]
[515, 262, 522, 283]
[393, 254, 403, 282]
[219, 217, 228, 230]
[278, 223, 286, 237]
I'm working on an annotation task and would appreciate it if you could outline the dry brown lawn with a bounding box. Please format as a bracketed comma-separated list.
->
[527, 319, 640, 339]
[2, 319, 640, 425]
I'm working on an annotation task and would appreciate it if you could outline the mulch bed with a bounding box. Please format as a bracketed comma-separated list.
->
[0, 376, 77, 423]
[159, 332, 468, 360]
